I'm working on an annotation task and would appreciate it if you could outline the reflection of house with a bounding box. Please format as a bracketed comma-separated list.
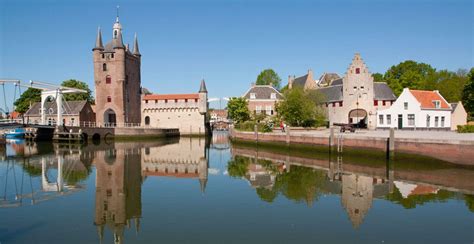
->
[450, 101, 467, 130]
[242, 84, 283, 116]
[394, 181, 439, 198]
[94, 148, 142, 244]
[377, 88, 451, 130]
[245, 163, 276, 189]
[24, 101, 95, 126]
[141, 137, 208, 192]
[141, 80, 209, 135]
[210, 109, 228, 123]
[288, 53, 396, 129]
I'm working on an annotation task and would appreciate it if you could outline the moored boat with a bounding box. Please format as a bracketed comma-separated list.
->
[4, 128, 25, 139]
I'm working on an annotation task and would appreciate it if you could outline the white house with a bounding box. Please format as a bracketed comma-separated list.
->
[376, 88, 451, 130]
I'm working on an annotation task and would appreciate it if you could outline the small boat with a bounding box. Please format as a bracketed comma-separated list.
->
[4, 128, 25, 139]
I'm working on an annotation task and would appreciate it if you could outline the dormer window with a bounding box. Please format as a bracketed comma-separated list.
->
[433, 100, 441, 108]
[250, 93, 256, 99]
[356, 68, 360, 74]
[270, 93, 276, 99]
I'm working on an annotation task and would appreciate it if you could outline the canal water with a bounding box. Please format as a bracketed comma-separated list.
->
[0, 132, 473, 243]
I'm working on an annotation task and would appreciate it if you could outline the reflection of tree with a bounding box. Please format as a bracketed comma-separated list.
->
[64, 168, 91, 185]
[464, 194, 474, 212]
[227, 156, 327, 206]
[227, 156, 250, 178]
[386, 186, 455, 209]
[274, 166, 326, 206]
[22, 162, 41, 176]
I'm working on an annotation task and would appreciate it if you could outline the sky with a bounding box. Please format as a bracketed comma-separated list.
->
[0, 0, 473, 110]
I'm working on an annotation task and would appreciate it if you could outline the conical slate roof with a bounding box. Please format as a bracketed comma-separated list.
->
[93, 27, 104, 50]
[199, 79, 207, 93]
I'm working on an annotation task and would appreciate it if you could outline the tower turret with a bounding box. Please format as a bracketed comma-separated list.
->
[198, 79, 208, 115]
[93, 27, 104, 51]
[133, 33, 141, 56]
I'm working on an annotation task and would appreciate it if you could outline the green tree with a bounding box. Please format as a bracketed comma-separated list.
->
[13, 88, 42, 114]
[372, 72, 384, 82]
[383, 61, 436, 96]
[276, 87, 326, 127]
[462, 68, 474, 119]
[61, 79, 94, 103]
[256, 69, 281, 89]
[227, 156, 250, 178]
[227, 97, 250, 124]
[436, 70, 468, 102]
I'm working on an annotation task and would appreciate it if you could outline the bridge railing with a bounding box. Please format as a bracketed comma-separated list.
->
[79, 121, 143, 128]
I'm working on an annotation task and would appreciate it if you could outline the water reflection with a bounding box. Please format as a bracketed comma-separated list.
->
[229, 143, 474, 228]
[0, 133, 473, 243]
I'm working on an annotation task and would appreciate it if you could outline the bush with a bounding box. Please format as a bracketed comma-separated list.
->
[235, 120, 274, 133]
[457, 125, 474, 133]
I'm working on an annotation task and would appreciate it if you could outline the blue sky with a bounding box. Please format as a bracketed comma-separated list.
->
[1, 0, 473, 109]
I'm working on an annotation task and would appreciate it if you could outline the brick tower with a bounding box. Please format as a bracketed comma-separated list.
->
[92, 14, 142, 126]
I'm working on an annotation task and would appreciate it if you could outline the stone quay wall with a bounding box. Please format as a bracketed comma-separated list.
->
[229, 128, 474, 166]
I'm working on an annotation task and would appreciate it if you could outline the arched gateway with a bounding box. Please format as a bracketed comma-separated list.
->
[348, 109, 368, 128]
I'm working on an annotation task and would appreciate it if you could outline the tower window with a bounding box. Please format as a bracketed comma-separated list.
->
[175, 99, 178, 103]
[356, 68, 360, 74]
[106, 75, 111, 84]
[102, 54, 105, 59]
[114, 30, 118, 38]
[102, 63, 107, 71]
[107, 96, 112, 103]
[111, 53, 114, 58]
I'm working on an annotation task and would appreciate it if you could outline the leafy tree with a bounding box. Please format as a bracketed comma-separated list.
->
[256, 69, 281, 89]
[462, 68, 474, 119]
[276, 87, 326, 127]
[372, 73, 384, 82]
[227, 97, 250, 124]
[61, 79, 94, 103]
[227, 156, 250, 178]
[383, 61, 436, 96]
[436, 70, 468, 102]
[14, 88, 42, 114]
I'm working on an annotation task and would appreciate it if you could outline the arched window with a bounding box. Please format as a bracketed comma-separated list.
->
[107, 96, 112, 103]
[106, 75, 111, 84]
[114, 30, 117, 38]
[145, 116, 150, 125]
[103, 63, 107, 71]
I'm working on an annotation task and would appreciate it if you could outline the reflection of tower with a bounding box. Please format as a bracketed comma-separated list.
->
[341, 174, 373, 229]
[94, 147, 142, 244]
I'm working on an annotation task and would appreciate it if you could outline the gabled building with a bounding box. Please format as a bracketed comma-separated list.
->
[242, 84, 283, 116]
[288, 69, 317, 90]
[450, 101, 467, 130]
[376, 88, 451, 130]
[24, 101, 95, 126]
[288, 53, 396, 129]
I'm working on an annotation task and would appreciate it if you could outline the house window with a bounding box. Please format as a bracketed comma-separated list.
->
[426, 115, 430, 127]
[256, 106, 262, 114]
[106, 75, 111, 84]
[356, 68, 360, 74]
[435, 116, 439, 127]
[165, 99, 168, 103]
[270, 93, 276, 99]
[102, 53, 105, 58]
[374, 100, 378, 106]
[387, 115, 391, 125]
[379, 115, 384, 125]
[102, 63, 107, 71]
[111, 53, 114, 58]
[107, 96, 112, 103]
[175, 99, 178, 103]
[332, 102, 336, 107]
[404, 102, 408, 110]
[250, 93, 256, 99]
[195, 99, 198, 102]
[155, 100, 157, 103]
[265, 106, 272, 115]
[339, 101, 343, 107]
[441, 116, 445, 127]
[408, 114, 415, 126]
[382, 100, 386, 106]
[185, 99, 188, 103]
[145, 100, 148, 104]
[145, 116, 150, 125]
[433, 100, 441, 108]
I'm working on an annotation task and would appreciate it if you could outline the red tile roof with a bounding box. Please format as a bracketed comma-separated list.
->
[143, 93, 199, 100]
[409, 90, 450, 109]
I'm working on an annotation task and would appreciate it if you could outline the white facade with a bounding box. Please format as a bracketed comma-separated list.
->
[377, 88, 451, 130]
